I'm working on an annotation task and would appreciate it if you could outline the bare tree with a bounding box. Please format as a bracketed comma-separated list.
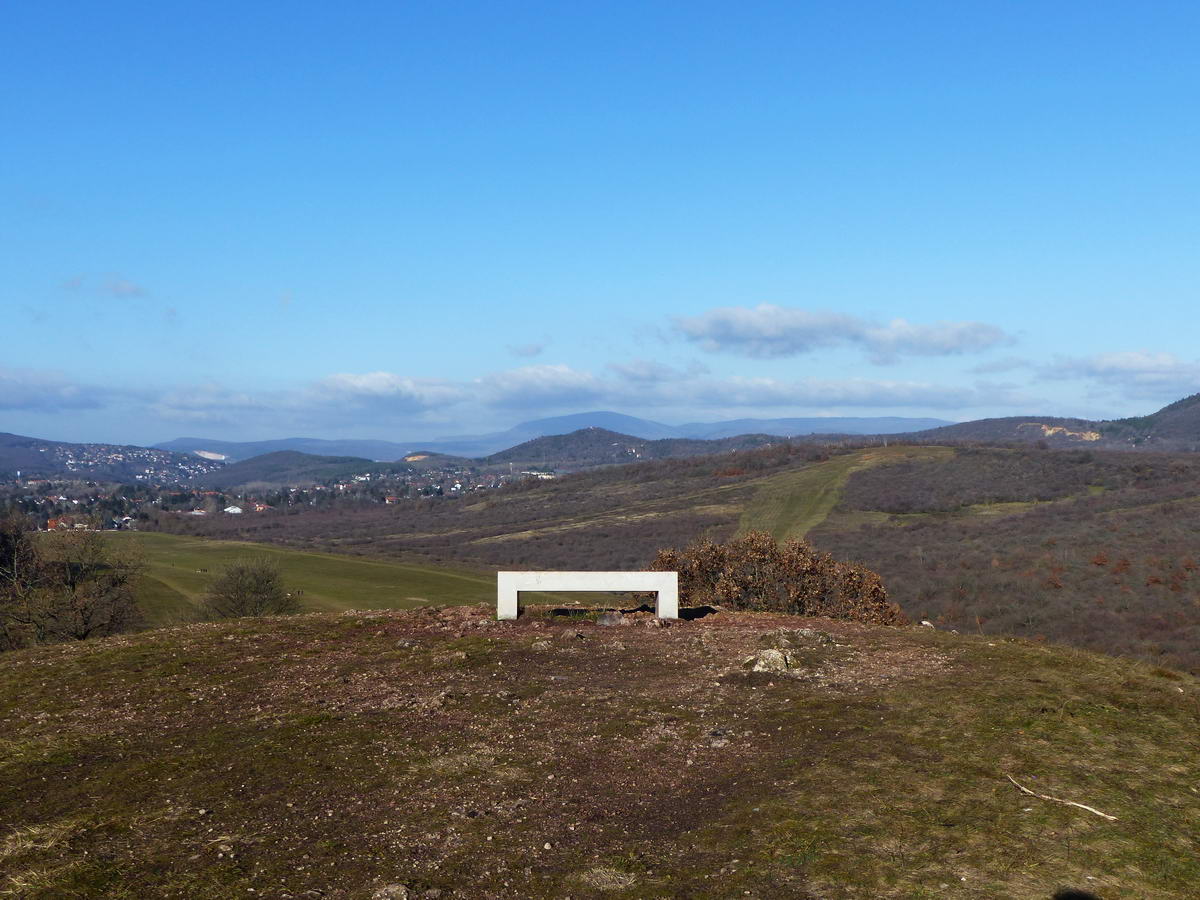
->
[202, 557, 298, 618]
[1, 518, 144, 649]
[37, 530, 145, 641]
[0, 515, 43, 650]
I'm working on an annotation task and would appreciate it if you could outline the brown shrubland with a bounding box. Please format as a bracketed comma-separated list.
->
[649, 530, 905, 626]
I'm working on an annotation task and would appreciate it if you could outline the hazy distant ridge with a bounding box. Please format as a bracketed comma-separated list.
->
[155, 411, 955, 461]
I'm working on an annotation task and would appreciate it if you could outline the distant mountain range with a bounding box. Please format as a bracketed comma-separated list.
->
[11, 394, 1200, 486]
[189, 431, 789, 489]
[155, 412, 956, 462]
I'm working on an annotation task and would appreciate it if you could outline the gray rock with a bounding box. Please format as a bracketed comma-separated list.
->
[743, 648, 791, 673]
[759, 627, 833, 649]
[706, 727, 731, 748]
[596, 612, 625, 626]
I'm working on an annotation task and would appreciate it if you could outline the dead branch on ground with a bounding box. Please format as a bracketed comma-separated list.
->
[1006, 774, 1117, 821]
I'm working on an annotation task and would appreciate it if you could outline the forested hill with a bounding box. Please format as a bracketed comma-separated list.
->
[910, 416, 1106, 447]
[911, 393, 1200, 450]
[198, 450, 414, 489]
[482, 427, 781, 467]
[1099, 391, 1200, 445]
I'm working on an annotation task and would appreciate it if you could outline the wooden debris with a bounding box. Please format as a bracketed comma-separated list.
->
[1006, 774, 1117, 821]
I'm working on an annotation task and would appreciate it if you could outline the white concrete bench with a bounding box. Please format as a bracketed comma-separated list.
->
[496, 571, 679, 620]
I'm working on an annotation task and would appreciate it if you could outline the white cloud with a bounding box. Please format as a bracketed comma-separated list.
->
[476, 364, 607, 408]
[970, 356, 1030, 375]
[476, 363, 1022, 414]
[1041, 351, 1200, 399]
[686, 376, 982, 409]
[478, 364, 1004, 413]
[860, 319, 1011, 364]
[149, 383, 270, 424]
[0, 367, 105, 412]
[312, 372, 464, 409]
[607, 359, 702, 383]
[6, 361, 1041, 442]
[674, 304, 1013, 363]
[143, 372, 465, 430]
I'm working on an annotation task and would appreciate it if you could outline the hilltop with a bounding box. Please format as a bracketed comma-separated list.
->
[153, 437, 418, 464]
[482, 427, 780, 468]
[2, 605, 1196, 898]
[0, 433, 221, 483]
[1099, 392, 1200, 446]
[912, 393, 1200, 451]
[198, 451, 412, 490]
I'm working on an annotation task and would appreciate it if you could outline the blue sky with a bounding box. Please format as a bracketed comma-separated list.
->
[3, 1, 1198, 444]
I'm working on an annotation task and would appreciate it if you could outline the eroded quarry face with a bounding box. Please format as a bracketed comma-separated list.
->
[1017, 423, 1101, 441]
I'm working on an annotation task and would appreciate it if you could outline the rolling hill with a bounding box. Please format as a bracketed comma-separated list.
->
[164, 439, 1200, 673]
[432, 411, 954, 455]
[911, 393, 1200, 451]
[153, 436, 417, 463]
[673, 415, 953, 439]
[154, 412, 955, 461]
[196, 451, 411, 489]
[482, 427, 782, 468]
[3, 605, 1196, 897]
[0, 432, 222, 482]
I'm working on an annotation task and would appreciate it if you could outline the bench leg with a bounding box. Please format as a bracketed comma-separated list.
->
[497, 574, 518, 620]
[656, 580, 679, 619]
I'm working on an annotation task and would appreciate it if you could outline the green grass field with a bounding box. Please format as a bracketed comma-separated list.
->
[738, 445, 955, 540]
[117, 532, 640, 625]
[113, 532, 498, 625]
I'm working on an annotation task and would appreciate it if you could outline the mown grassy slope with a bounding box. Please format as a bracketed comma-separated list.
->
[120, 532, 496, 625]
[737, 445, 954, 539]
[157, 444, 939, 571]
[2, 607, 1197, 898]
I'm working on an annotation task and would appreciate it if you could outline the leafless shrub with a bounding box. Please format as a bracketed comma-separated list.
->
[201, 557, 298, 619]
[0, 515, 143, 649]
[649, 530, 905, 625]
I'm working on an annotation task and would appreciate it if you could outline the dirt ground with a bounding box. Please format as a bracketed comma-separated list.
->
[2, 604, 1197, 898]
